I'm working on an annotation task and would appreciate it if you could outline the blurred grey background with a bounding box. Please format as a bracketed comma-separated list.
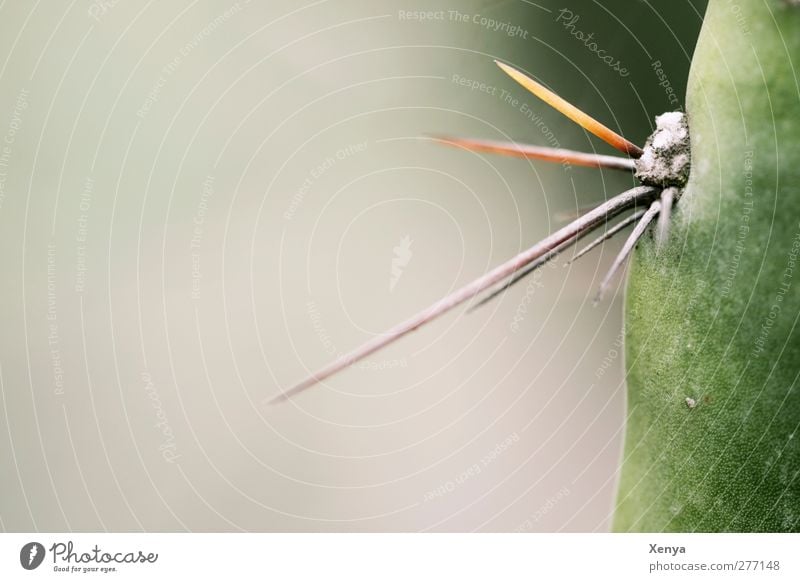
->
[0, 0, 705, 531]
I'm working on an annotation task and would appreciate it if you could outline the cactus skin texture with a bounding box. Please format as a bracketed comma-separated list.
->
[614, 0, 800, 532]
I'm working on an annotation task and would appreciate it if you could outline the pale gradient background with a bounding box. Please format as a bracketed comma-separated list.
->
[0, 0, 704, 531]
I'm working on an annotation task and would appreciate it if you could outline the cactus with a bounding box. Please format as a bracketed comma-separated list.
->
[614, 0, 800, 532]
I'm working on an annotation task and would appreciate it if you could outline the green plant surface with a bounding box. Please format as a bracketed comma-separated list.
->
[615, 0, 800, 532]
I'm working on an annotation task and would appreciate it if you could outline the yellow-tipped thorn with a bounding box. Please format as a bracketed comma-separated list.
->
[494, 60, 644, 159]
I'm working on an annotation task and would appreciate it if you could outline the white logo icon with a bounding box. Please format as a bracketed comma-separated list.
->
[390, 235, 413, 292]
